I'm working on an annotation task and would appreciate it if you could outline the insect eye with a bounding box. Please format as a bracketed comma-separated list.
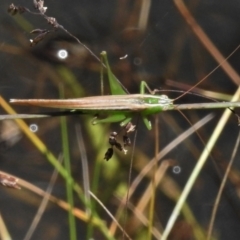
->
[160, 95, 169, 101]
[158, 95, 172, 105]
[160, 95, 168, 99]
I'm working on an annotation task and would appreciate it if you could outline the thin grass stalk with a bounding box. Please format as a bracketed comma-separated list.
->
[60, 86, 77, 240]
[147, 116, 159, 240]
[89, 191, 130, 240]
[23, 156, 61, 240]
[174, 0, 240, 86]
[75, 124, 94, 239]
[207, 130, 240, 239]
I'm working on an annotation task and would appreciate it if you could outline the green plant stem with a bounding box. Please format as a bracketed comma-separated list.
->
[59, 85, 77, 240]
[61, 114, 77, 240]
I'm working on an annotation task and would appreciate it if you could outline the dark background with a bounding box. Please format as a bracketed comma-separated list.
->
[1, 0, 240, 239]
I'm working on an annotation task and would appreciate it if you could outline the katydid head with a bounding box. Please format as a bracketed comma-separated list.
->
[157, 95, 174, 111]
[158, 94, 173, 105]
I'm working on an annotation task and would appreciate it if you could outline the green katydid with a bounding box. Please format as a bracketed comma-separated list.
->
[2, 51, 240, 159]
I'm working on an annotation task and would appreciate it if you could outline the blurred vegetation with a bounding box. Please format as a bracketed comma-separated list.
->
[1, 0, 240, 239]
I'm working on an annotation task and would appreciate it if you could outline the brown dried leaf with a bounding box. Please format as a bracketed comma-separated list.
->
[30, 30, 50, 46]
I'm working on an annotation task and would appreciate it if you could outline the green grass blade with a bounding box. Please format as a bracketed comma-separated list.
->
[61, 114, 77, 240]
